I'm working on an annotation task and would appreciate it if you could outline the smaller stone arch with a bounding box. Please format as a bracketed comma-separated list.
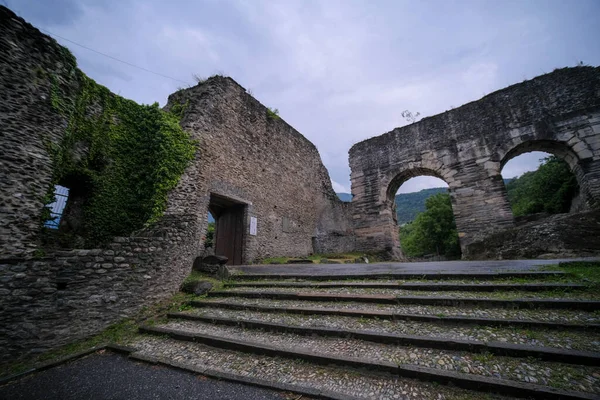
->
[496, 139, 593, 211]
[498, 139, 588, 173]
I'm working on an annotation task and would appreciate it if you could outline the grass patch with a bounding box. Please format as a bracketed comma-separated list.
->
[471, 351, 494, 363]
[551, 261, 600, 286]
[180, 271, 225, 293]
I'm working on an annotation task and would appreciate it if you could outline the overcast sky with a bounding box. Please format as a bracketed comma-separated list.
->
[10, 0, 600, 194]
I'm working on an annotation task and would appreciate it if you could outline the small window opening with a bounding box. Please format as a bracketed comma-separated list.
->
[44, 185, 70, 229]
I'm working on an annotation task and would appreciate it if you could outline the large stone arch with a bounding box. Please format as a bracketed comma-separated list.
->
[381, 165, 460, 259]
[349, 66, 600, 260]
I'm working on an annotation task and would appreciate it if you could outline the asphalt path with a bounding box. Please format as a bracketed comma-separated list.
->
[0, 352, 296, 400]
[230, 257, 600, 275]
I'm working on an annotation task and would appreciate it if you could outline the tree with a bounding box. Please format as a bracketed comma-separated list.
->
[399, 193, 461, 258]
[506, 156, 578, 216]
[205, 222, 215, 248]
[401, 110, 421, 124]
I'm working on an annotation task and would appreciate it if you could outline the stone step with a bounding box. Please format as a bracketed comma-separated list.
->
[190, 299, 600, 331]
[229, 271, 567, 281]
[194, 297, 600, 325]
[137, 324, 599, 399]
[208, 291, 600, 310]
[130, 336, 514, 400]
[182, 306, 600, 351]
[168, 311, 600, 364]
[226, 282, 586, 292]
[222, 286, 597, 300]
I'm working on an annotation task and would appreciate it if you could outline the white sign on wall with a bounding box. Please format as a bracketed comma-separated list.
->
[250, 217, 257, 236]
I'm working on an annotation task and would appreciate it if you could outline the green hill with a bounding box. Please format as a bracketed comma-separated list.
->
[336, 193, 353, 202]
[338, 187, 448, 224]
[394, 187, 448, 224]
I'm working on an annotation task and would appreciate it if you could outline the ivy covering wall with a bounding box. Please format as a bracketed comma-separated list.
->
[44, 49, 195, 246]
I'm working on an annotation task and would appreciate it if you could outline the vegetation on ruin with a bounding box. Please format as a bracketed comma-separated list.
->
[505, 156, 578, 216]
[42, 47, 196, 245]
[399, 193, 461, 259]
[266, 107, 280, 119]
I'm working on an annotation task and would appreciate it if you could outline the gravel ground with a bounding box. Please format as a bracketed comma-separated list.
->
[186, 307, 600, 351]
[158, 319, 600, 394]
[221, 287, 600, 300]
[131, 336, 514, 400]
[199, 297, 600, 324]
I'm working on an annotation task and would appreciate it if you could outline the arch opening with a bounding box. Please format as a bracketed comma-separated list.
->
[389, 172, 460, 261]
[500, 142, 582, 220]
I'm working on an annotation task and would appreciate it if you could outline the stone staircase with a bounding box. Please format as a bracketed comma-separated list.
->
[130, 268, 600, 400]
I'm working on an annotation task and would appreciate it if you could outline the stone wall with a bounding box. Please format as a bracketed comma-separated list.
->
[349, 67, 600, 259]
[165, 78, 353, 263]
[464, 210, 600, 260]
[0, 6, 81, 257]
[0, 6, 352, 362]
[0, 215, 199, 362]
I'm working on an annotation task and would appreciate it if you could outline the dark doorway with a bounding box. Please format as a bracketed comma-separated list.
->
[208, 194, 245, 265]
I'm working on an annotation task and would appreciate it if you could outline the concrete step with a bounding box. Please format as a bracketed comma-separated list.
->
[226, 282, 586, 291]
[229, 271, 568, 281]
[168, 311, 600, 364]
[190, 299, 600, 331]
[208, 290, 600, 310]
[137, 323, 599, 399]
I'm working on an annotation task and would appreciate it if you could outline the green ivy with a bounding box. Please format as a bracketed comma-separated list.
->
[45, 66, 195, 246]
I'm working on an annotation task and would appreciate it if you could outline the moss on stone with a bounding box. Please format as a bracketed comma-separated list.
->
[43, 56, 196, 245]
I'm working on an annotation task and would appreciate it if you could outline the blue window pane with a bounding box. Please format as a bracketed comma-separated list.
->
[44, 185, 69, 229]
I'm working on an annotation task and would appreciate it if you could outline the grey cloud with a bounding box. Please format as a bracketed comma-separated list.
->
[10, 0, 600, 195]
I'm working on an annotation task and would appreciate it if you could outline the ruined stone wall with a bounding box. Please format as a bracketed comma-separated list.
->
[465, 209, 600, 260]
[349, 67, 600, 259]
[165, 78, 353, 263]
[0, 6, 353, 361]
[0, 6, 202, 359]
[0, 215, 199, 362]
[0, 7, 81, 257]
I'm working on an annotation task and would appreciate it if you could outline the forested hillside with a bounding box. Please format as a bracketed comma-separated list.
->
[505, 156, 577, 216]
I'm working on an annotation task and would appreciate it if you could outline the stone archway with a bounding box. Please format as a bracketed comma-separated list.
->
[384, 167, 459, 260]
[349, 67, 600, 260]
[495, 139, 596, 211]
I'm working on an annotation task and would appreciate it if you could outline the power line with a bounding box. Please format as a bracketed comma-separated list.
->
[39, 28, 191, 85]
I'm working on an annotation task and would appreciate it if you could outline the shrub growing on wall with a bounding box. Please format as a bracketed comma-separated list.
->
[45, 52, 195, 246]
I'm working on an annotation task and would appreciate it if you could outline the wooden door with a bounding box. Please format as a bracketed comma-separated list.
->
[215, 205, 244, 265]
